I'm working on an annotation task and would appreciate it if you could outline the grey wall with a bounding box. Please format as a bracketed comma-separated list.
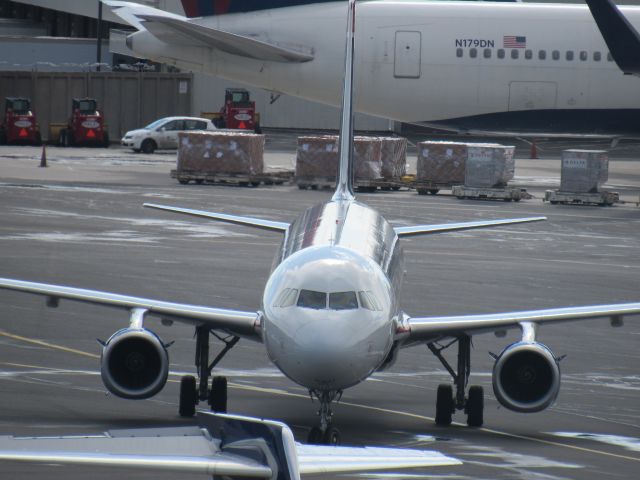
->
[0, 70, 193, 141]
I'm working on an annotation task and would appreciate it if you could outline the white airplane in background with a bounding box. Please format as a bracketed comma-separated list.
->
[1, 0, 640, 452]
[103, 0, 640, 135]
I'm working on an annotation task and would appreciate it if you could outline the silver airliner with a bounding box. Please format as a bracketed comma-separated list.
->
[1, 0, 639, 453]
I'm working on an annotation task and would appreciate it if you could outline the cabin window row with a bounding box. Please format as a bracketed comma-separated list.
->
[456, 48, 613, 63]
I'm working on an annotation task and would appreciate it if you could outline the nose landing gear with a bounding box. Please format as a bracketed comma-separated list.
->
[307, 390, 342, 445]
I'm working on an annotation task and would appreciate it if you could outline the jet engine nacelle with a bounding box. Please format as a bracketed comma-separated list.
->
[100, 328, 169, 400]
[492, 341, 560, 413]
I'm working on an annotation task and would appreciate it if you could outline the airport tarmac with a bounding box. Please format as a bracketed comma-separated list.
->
[0, 136, 639, 479]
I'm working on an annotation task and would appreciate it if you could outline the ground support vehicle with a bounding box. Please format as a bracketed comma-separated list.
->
[543, 190, 619, 206]
[415, 180, 461, 195]
[452, 185, 531, 202]
[209, 88, 261, 133]
[0, 97, 41, 145]
[171, 169, 292, 187]
[58, 98, 109, 147]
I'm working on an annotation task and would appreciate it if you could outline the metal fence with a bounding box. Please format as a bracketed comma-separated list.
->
[0, 71, 193, 142]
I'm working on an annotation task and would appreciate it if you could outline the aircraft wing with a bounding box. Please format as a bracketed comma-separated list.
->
[394, 216, 546, 237]
[585, 0, 640, 76]
[403, 302, 640, 342]
[0, 412, 461, 478]
[104, 1, 314, 63]
[0, 277, 260, 341]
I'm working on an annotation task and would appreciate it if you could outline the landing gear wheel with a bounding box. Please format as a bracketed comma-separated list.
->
[307, 426, 323, 444]
[209, 376, 228, 412]
[141, 139, 156, 154]
[466, 385, 484, 427]
[435, 384, 453, 426]
[323, 427, 341, 445]
[179, 375, 197, 417]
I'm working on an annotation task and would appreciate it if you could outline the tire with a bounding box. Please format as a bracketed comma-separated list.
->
[307, 427, 323, 444]
[254, 122, 262, 134]
[178, 178, 190, 185]
[64, 131, 74, 147]
[195, 179, 204, 185]
[209, 376, 227, 413]
[103, 131, 110, 148]
[417, 188, 428, 195]
[250, 181, 260, 187]
[435, 384, 453, 426]
[428, 189, 440, 195]
[0, 129, 6, 145]
[323, 427, 340, 445]
[466, 385, 484, 427]
[141, 138, 156, 154]
[179, 375, 197, 417]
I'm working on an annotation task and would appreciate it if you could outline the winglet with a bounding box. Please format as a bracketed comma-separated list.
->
[585, 0, 640, 75]
[332, 0, 357, 202]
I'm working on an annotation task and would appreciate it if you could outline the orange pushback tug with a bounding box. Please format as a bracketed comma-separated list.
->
[0, 97, 41, 145]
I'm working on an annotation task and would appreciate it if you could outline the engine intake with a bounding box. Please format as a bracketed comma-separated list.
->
[492, 341, 560, 413]
[101, 328, 169, 400]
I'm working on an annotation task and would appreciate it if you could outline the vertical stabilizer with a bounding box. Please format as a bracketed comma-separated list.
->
[332, 0, 357, 202]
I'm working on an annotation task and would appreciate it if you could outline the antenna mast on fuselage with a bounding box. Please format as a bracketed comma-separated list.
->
[331, 0, 357, 202]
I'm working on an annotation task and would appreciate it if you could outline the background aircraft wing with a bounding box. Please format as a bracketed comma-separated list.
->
[403, 302, 640, 342]
[0, 412, 461, 478]
[394, 216, 546, 237]
[0, 277, 260, 340]
[585, 0, 640, 76]
[144, 203, 290, 232]
[104, 1, 314, 63]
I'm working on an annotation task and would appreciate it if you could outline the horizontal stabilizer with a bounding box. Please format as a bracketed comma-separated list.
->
[144, 203, 290, 232]
[405, 302, 640, 341]
[586, 0, 640, 76]
[0, 412, 461, 478]
[104, 1, 314, 63]
[394, 216, 546, 237]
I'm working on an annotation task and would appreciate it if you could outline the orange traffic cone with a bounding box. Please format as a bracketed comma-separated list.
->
[530, 140, 538, 159]
[39, 144, 47, 168]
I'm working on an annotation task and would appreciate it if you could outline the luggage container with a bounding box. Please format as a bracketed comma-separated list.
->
[464, 144, 515, 188]
[415, 141, 467, 194]
[559, 149, 608, 193]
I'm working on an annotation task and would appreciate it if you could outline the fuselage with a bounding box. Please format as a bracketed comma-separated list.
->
[129, 1, 640, 135]
[261, 198, 403, 391]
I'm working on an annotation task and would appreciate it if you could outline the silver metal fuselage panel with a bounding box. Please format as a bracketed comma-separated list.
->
[262, 199, 403, 392]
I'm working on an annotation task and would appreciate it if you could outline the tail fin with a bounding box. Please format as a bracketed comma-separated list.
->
[332, 0, 357, 202]
[180, 0, 337, 18]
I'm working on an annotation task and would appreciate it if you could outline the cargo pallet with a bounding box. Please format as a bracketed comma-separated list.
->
[543, 190, 619, 206]
[171, 169, 293, 186]
[414, 181, 459, 195]
[296, 177, 406, 192]
[452, 185, 530, 202]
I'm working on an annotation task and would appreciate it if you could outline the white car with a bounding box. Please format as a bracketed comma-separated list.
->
[121, 116, 216, 153]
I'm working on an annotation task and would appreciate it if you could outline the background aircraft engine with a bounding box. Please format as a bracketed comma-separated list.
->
[492, 341, 560, 413]
[100, 328, 169, 399]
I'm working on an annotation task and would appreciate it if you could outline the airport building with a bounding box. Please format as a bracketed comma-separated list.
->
[0, 0, 391, 135]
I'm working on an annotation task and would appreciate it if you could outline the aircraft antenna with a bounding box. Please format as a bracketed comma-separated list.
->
[332, 0, 357, 202]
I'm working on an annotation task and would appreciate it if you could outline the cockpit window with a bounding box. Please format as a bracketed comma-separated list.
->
[358, 291, 382, 311]
[297, 289, 326, 309]
[329, 291, 358, 310]
[273, 288, 298, 308]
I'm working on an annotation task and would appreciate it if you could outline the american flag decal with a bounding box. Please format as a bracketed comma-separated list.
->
[503, 36, 526, 48]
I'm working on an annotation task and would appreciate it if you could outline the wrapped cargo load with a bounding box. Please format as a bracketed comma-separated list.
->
[380, 137, 408, 179]
[465, 144, 515, 188]
[417, 141, 467, 184]
[295, 135, 387, 182]
[177, 131, 265, 176]
[560, 149, 609, 193]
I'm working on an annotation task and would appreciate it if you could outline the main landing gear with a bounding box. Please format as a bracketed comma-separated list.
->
[179, 326, 239, 417]
[307, 390, 342, 445]
[428, 334, 484, 427]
